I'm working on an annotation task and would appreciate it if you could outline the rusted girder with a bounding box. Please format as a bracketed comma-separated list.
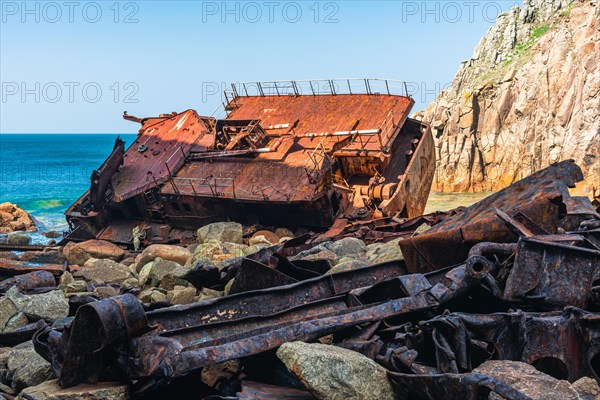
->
[0, 270, 56, 294]
[0, 320, 47, 347]
[0, 260, 66, 278]
[35, 260, 487, 386]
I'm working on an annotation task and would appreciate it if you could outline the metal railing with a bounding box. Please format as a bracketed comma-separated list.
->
[171, 177, 235, 198]
[304, 139, 330, 184]
[379, 109, 397, 151]
[171, 176, 295, 202]
[224, 78, 411, 103]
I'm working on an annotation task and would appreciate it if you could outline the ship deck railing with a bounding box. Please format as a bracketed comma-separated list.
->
[169, 176, 298, 202]
[224, 78, 411, 106]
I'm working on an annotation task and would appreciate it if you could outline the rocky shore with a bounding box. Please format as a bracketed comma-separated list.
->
[0, 161, 599, 399]
[0, 204, 36, 237]
[0, 225, 404, 399]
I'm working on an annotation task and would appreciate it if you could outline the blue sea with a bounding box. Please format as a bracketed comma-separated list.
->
[0, 134, 137, 237]
[0, 134, 489, 241]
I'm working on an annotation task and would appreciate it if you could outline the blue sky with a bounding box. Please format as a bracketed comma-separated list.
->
[1, 1, 520, 133]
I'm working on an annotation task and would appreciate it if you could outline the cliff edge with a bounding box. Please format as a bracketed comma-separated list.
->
[420, 0, 599, 194]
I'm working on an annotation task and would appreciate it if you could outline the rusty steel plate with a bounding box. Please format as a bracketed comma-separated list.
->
[399, 160, 584, 273]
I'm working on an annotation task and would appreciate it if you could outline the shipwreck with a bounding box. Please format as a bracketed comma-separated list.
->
[18, 160, 599, 400]
[64, 79, 435, 245]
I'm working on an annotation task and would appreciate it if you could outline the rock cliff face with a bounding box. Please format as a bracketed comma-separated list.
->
[420, 0, 599, 194]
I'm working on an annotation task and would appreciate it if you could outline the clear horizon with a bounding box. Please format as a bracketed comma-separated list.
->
[1, 1, 520, 133]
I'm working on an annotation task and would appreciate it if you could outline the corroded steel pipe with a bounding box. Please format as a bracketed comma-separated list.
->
[467, 242, 518, 259]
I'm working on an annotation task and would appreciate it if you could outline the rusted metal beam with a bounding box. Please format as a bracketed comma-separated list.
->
[36, 260, 481, 385]
[0, 260, 66, 277]
[156, 260, 407, 330]
[0, 270, 56, 294]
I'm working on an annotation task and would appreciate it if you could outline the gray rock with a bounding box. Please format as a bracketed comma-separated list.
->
[325, 260, 369, 275]
[330, 237, 366, 258]
[7, 233, 31, 246]
[0, 297, 19, 330]
[137, 262, 153, 287]
[137, 288, 153, 303]
[0, 381, 15, 397]
[57, 271, 74, 291]
[221, 242, 248, 257]
[158, 273, 189, 291]
[42, 230, 62, 239]
[473, 360, 599, 400]
[150, 290, 166, 303]
[16, 379, 129, 400]
[0, 348, 9, 382]
[277, 341, 395, 400]
[297, 250, 337, 266]
[570, 376, 600, 400]
[197, 222, 244, 243]
[197, 288, 223, 301]
[121, 277, 140, 288]
[197, 222, 243, 244]
[243, 243, 270, 256]
[7, 287, 68, 323]
[290, 242, 333, 261]
[168, 286, 197, 305]
[65, 281, 88, 294]
[77, 259, 133, 284]
[412, 223, 431, 236]
[192, 240, 224, 265]
[3, 312, 28, 332]
[7, 341, 52, 392]
[137, 288, 167, 304]
[364, 240, 403, 264]
[93, 286, 120, 299]
[144, 258, 188, 288]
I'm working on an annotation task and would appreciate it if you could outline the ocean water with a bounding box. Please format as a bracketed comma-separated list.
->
[0, 134, 136, 236]
[0, 134, 489, 237]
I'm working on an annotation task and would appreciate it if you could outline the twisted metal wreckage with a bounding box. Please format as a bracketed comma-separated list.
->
[3, 160, 600, 399]
[63, 79, 437, 245]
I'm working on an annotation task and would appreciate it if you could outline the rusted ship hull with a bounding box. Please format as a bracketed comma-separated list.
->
[65, 79, 436, 245]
